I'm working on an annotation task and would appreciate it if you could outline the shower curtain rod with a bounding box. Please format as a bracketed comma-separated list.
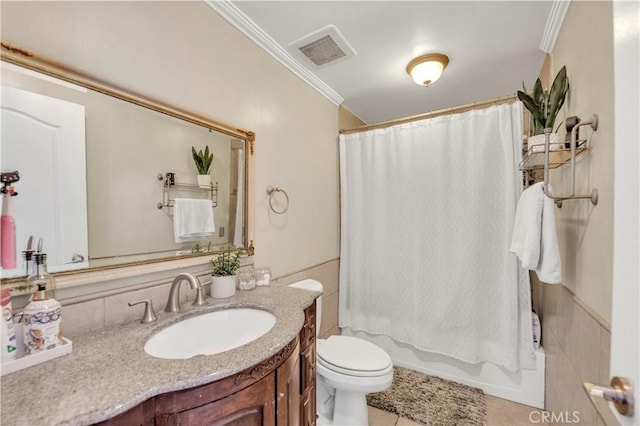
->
[339, 94, 518, 135]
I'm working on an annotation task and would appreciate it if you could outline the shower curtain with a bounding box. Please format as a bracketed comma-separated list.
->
[233, 148, 244, 247]
[339, 102, 535, 372]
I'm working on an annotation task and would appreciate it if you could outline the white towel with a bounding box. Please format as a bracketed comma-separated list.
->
[173, 198, 215, 243]
[510, 182, 562, 284]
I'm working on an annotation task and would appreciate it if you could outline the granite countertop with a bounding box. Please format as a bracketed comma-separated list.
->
[0, 285, 319, 426]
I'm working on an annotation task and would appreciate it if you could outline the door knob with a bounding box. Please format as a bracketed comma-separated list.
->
[66, 253, 85, 264]
[585, 376, 635, 416]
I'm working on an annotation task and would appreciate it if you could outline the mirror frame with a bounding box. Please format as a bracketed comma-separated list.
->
[0, 43, 255, 289]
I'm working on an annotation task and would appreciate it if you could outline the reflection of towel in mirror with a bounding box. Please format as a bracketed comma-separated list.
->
[173, 198, 215, 243]
[510, 182, 561, 284]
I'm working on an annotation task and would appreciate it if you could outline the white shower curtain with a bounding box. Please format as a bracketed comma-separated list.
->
[233, 148, 244, 247]
[339, 102, 535, 372]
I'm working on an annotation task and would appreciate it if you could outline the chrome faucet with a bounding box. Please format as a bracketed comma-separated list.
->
[165, 273, 205, 312]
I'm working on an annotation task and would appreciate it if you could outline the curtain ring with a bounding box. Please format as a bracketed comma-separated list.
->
[266, 185, 289, 214]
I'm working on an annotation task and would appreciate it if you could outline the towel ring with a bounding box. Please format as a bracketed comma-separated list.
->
[267, 185, 289, 214]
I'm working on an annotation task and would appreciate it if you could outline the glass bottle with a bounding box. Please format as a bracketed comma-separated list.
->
[22, 249, 34, 277]
[26, 253, 56, 298]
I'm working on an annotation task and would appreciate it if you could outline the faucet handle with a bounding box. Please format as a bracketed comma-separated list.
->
[128, 299, 158, 324]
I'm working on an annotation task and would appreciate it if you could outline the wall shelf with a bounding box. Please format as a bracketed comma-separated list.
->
[156, 173, 218, 209]
[519, 140, 588, 171]
[519, 114, 599, 208]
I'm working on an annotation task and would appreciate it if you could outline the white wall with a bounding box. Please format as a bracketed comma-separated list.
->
[548, 1, 615, 322]
[1, 1, 340, 278]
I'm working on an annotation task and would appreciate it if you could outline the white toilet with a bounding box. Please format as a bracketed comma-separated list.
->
[289, 279, 393, 426]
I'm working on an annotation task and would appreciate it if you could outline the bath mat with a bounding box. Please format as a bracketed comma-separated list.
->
[366, 366, 487, 426]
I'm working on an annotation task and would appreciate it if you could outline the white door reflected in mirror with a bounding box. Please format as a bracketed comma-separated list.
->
[0, 86, 88, 278]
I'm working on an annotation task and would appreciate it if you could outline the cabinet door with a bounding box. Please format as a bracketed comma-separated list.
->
[157, 373, 275, 426]
[300, 343, 317, 426]
[276, 340, 301, 425]
[300, 303, 316, 351]
[95, 400, 154, 426]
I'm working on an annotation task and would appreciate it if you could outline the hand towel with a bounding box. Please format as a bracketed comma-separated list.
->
[173, 198, 215, 243]
[510, 182, 562, 284]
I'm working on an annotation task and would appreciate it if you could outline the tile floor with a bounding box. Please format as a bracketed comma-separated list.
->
[367, 395, 547, 425]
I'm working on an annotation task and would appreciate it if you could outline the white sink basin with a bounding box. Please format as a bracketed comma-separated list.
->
[144, 308, 276, 359]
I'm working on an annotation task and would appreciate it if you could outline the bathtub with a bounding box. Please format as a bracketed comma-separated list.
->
[342, 327, 545, 409]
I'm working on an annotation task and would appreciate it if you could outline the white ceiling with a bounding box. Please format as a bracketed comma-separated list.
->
[218, 1, 556, 124]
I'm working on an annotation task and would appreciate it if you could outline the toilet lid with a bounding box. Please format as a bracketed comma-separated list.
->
[317, 336, 392, 374]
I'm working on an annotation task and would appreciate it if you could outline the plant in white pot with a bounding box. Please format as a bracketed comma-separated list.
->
[210, 246, 242, 298]
[192, 146, 214, 188]
[517, 65, 569, 152]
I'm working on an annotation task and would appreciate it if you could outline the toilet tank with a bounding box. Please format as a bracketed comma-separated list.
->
[288, 279, 323, 337]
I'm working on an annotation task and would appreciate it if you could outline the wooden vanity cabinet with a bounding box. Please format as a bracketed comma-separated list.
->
[278, 301, 317, 426]
[299, 303, 317, 426]
[96, 301, 317, 426]
[276, 340, 301, 425]
[156, 373, 276, 426]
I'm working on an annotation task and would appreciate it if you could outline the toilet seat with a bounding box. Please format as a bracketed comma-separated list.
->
[317, 336, 392, 378]
[318, 356, 393, 378]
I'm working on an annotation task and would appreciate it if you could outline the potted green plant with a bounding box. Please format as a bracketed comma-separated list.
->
[210, 246, 242, 298]
[517, 65, 569, 152]
[192, 146, 214, 188]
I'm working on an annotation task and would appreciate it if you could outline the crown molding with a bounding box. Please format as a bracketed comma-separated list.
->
[204, 0, 344, 106]
[539, 0, 571, 53]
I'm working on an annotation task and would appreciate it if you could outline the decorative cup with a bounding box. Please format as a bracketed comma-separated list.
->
[238, 268, 256, 290]
[254, 267, 271, 287]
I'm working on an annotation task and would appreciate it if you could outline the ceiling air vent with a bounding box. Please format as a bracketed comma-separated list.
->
[289, 25, 356, 69]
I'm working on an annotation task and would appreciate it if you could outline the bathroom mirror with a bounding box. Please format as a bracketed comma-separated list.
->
[0, 46, 254, 281]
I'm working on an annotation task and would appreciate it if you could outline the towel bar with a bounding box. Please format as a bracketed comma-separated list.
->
[156, 173, 218, 209]
[542, 114, 599, 208]
[266, 185, 289, 214]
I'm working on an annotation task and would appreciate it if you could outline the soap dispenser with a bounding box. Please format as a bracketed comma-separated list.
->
[22, 252, 61, 355]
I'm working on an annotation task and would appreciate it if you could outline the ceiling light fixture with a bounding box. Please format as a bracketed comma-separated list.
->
[406, 53, 449, 87]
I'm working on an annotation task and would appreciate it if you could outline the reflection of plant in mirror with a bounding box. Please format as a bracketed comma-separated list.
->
[192, 242, 214, 253]
[192, 146, 214, 175]
[210, 246, 242, 276]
